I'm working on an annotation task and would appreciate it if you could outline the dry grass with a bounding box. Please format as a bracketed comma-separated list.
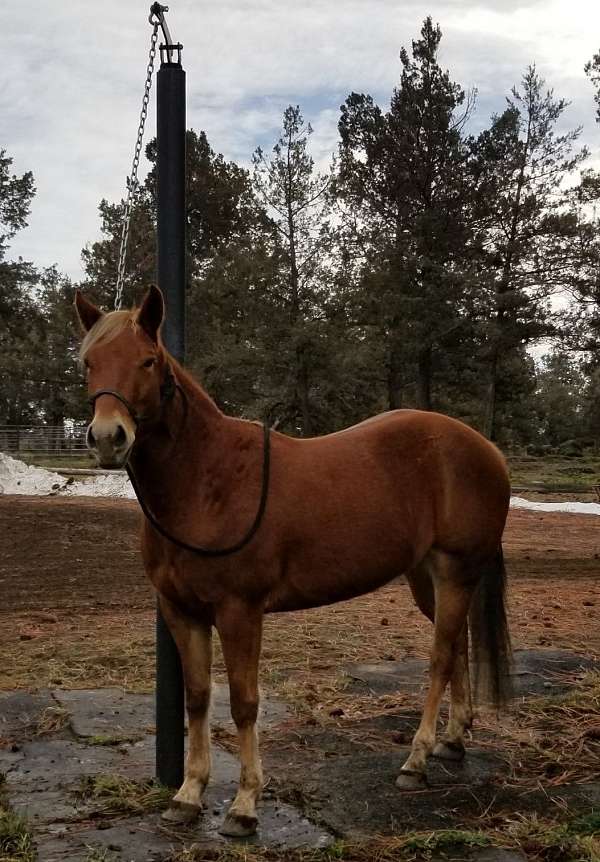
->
[166, 814, 600, 862]
[36, 704, 70, 736]
[497, 811, 600, 861]
[167, 833, 492, 862]
[476, 671, 600, 791]
[3, 574, 598, 699]
[0, 811, 36, 862]
[0, 775, 36, 862]
[0, 610, 157, 692]
[75, 774, 172, 818]
[0, 583, 428, 697]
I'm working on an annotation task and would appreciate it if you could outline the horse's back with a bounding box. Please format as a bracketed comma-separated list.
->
[285, 408, 507, 494]
[262, 409, 509, 611]
[344, 409, 510, 556]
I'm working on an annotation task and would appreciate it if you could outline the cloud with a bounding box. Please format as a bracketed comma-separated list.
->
[3, 0, 600, 285]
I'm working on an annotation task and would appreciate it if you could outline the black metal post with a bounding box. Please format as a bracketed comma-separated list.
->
[155, 49, 186, 789]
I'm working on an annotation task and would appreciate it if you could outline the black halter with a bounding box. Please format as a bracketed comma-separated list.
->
[88, 364, 178, 426]
[88, 365, 271, 558]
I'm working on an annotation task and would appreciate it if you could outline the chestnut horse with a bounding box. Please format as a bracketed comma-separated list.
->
[75, 285, 511, 838]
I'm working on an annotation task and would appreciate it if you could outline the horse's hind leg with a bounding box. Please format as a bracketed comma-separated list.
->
[398, 552, 474, 789]
[432, 625, 472, 761]
[159, 597, 212, 823]
[406, 561, 472, 761]
[216, 598, 264, 838]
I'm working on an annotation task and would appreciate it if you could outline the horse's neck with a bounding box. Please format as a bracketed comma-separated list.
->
[130, 369, 227, 517]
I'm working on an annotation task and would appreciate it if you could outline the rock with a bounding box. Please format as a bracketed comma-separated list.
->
[30, 612, 58, 624]
[18, 628, 42, 640]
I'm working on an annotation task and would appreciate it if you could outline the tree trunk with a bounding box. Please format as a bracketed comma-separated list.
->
[485, 104, 532, 441]
[416, 346, 432, 411]
[296, 345, 312, 436]
[483, 344, 498, 440]
[388, 342, 404, 409]
[286, 146, 312, 437]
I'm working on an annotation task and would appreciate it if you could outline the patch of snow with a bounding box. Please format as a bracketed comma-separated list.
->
[510, 496, 600, 516]
[2, 452, 600, 513]
[66, 472, 135, 499]
[0, 453, 135, 499]
[0, 453, 67, 496]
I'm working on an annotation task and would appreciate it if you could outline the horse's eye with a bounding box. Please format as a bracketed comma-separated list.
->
[142, 357, 156, 369]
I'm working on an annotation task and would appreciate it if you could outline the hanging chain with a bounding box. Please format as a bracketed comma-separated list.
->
[114, 21, 159, 310]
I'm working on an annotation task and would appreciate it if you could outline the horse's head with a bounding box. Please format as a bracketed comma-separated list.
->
[75, 285, 168, 468]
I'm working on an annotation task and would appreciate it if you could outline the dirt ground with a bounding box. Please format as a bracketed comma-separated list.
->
[1, 495, 599, 695]
[1, 495, 600, 859]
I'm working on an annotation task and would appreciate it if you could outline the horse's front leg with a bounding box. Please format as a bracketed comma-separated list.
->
[159, 595, 213, 823]
[215, 598, 263, 838]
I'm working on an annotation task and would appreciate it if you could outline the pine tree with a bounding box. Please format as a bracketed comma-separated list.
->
[80, 194, 156, 309]
[471, 67, 587, 440]
[336, 18, 475, 411]
[535, 349, 586, 449]
[0, 150, 35, 259]
[252, 106, 331, 434]
[35, 267, 88, 424]
[585, 50, 600, 124]
[0, 149, 39, 424]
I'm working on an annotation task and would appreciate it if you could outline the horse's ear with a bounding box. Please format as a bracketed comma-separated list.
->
[74, 290, 104, 333]
[137, 284, 164, 343]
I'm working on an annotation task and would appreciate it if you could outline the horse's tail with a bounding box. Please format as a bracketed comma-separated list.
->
[469, 547, 513, 708]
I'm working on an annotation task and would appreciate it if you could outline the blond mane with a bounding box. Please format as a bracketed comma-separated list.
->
[79, 310, 139, 360]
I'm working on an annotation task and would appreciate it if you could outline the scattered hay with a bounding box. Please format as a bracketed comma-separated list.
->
[500, 811, 600, 861]
[36, 705, 70, 736]
[167, 830, 492, 862]
[75, 774, 172, 818]
[166, 815, 600, 862]
[478, 670, 600, 790]
[0, 611, 157, 692]
[82, 849, 119, 862]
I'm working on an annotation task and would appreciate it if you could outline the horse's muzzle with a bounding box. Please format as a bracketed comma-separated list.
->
[86, 417, 135, 468]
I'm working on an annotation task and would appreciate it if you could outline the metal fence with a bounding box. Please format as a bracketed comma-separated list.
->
[0, 425, 88, 457]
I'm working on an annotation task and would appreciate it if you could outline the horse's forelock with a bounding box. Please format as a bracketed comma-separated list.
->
[79, 310, 137, 361]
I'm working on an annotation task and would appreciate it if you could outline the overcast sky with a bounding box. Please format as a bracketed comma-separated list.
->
[3, 0, 600, 286]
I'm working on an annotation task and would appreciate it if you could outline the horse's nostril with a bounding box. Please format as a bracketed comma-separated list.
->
[113, 424, 127, 448]
[86, 425, 97, 449]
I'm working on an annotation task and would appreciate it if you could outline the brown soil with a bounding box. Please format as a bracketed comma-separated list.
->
[1, 495, 599, 695]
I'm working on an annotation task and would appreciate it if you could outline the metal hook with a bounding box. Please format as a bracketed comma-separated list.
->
[148, 3, 177, 62]
[149, 3, 169, 26]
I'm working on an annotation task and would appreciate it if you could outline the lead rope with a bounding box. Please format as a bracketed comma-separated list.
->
[114, 17, 160, 311]
[126, 422, 271, 557]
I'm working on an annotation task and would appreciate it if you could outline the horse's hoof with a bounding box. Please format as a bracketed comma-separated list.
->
[219, 812, 258, 838]
[433, 740, 466, 762]
[396, 769, 428, 791]
[161, 800, 202, 824]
